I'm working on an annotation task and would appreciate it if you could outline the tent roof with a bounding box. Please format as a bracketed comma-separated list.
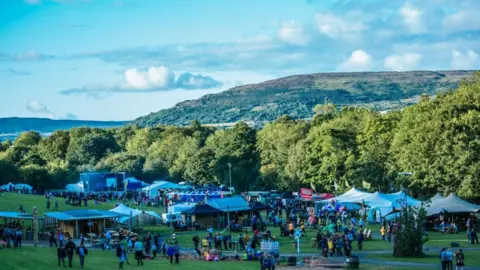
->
[206, 196, 251, 212]
[329, 187, 372, 204]
[45, 210, 125, 221]
[0, 212, 36, 220]
[430, 193, 444, 201]
[14, 183, 33, 190]
[364, 192, 395, 208]
[142, 181, 185, 191]
[383, 191, 422, 206]
[183, 204, 220, 215]
[426, 193, 480, 215]
[109, 204, 161, 222]
[168, 203, 195, 213]
[65, 184, 83, 192]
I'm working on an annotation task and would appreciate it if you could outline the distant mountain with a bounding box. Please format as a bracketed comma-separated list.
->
[132, 70, 477, 127]
[0, 117, 126, 134]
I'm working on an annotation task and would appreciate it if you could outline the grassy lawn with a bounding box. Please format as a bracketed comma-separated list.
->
[0, 193, 165, 216]
[0, 247, 260, 270]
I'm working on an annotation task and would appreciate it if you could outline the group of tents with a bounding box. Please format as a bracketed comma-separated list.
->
[322, 187, 480, 221]
[0, 182, 33, 192]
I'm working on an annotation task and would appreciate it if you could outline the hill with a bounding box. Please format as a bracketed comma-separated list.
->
[0, 117, 125, 134]
[132, 70, 476, 127]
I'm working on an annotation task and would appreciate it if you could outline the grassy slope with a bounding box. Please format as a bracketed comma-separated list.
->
[0, 193, 163, 216]
[132, 71, 476, 126]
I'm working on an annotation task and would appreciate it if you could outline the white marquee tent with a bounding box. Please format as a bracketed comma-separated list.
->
[142, 181, 187, 197]
[0, 182, 15, 191]
[14, 183, 33, 191]
[326, 187, 372, 204]
[430, 193, 444, 202]
[426, 193, 480, 216]
[383, 191, 422, 207]
[109, 204, 161, 226]
[65, 181, 84, 192]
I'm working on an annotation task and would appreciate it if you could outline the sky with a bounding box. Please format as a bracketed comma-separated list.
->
[0, 0, 479, 121]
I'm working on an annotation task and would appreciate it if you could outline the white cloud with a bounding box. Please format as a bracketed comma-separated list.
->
[26, 100, 54, 118]
[147, 66, 175, 88]
[60, 66, 223, 98]
[442, 11, 480, 32]
[278, 21, 307, 45]
[339, 50, 373, 71]
[316, 13, 366, 39]
[399, 3, 426, 34]
[124, 69, 150, 89]
[62, 113, 78, 120]
[451, 50, 479, 70]
[384, 53, 423, 71]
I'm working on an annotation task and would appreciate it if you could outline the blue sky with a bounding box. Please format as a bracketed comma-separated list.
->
[1, 0, 479, 121]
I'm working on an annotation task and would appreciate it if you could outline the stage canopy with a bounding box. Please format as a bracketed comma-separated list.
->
[425, 193, 480, 216]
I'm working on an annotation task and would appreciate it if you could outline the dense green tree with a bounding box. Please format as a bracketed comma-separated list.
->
[257, 116, 309, 189]
[19, 164, 50, 188]
[356, 112, 399, 192]
[66, 128, 120, 170]
[126, 127, 164, 155]
[143, 132, 187, 178]
[183, 147, 217, 185]
[206, 122, 259, 191]
[96, 152, 145, 176]
[14, 131, 42, 146]
[0, 159, 20, 184]
[39, 130, 70, 161]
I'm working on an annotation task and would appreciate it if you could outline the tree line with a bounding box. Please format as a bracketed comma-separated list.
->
[1, 73, 480, 199]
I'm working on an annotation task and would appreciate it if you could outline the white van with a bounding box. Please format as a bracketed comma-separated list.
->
[161, 212, 182, 224]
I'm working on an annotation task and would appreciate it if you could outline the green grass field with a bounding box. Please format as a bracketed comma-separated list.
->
[0, 193, 165, 216]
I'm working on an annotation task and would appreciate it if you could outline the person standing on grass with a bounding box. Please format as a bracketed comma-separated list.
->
[454, 249, 465, 270]
[76, 243, 88, 268]
[65, 238, 76, 268]
[445, 248, 453, 270]
[380, 225, 386, 241]
[357, 230, 364, 251]
[167, 243, 175, 264]
[117, 245, 129, 268]
[58, 231, 64, 247]
[174, 243, 180, 264]
[57, 244, 67, 267]
[134, 239, 144, 266]
[471, 229, 479, 244]
[50, 230, 57, 248]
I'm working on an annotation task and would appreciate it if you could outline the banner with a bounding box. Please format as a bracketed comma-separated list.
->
[362, 181, 371, 189]
[300, 188, 313, 199]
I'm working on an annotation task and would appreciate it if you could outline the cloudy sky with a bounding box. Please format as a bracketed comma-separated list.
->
[1, 0, 479, 121]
